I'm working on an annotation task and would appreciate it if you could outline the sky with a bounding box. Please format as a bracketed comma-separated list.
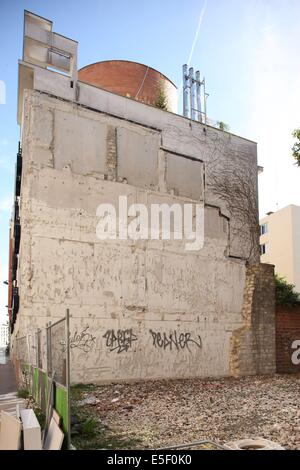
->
[0, 0, 299, 322]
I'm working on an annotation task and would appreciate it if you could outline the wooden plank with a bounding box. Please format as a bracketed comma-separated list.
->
[20, 409, 42, 450]
[52, 409, 61, 426]
[0, 411, 21, 450]
[43, 417, 64, 450]
[43, 372, 55, 446]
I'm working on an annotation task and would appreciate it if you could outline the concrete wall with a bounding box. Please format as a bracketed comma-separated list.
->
[11, 85, 274, 383]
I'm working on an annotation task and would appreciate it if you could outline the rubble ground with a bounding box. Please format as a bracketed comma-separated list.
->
[71, 374, 300, 450]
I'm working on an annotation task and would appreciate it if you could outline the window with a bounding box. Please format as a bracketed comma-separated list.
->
[260, 243, 268, 255]
[260, 223, 268, 235]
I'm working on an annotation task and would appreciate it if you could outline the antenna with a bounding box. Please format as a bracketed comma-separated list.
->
[182, 64, 189, 118]
[189, 67, 197, 121]
[204, 75, 209, 125]
[195, 70, 202, 123]
[182, 64, 207, 123]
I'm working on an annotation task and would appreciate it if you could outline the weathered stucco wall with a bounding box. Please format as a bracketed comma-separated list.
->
[12, 88, 274, 383]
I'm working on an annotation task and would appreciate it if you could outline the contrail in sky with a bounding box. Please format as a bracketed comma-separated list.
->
[187, 0, 208, 67]
[179, 0, 208, 94]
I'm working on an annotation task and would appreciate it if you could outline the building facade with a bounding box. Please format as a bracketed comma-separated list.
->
[9, 11, 276, 384]
[260, 205, 300, 292]
[0, 323, 9, 348]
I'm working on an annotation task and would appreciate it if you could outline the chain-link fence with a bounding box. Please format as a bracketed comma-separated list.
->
[27, 333, 37, 367]
[46, 318, 67, 386]
[15, 334, 31, 389]
[13, 310, 71, 448]
[16, 335, 28, 363]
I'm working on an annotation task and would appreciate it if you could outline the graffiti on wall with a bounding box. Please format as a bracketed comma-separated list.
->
[71, 325, 203, 355]
[103, 329, 138, 354]
[69, 326, 96, 353]
[149, 329, 202, 352]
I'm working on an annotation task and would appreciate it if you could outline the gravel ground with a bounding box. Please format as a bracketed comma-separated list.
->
[74, 374, 300, 450]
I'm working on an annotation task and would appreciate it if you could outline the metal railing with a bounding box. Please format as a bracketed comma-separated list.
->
[46, 318, 67, 386]
[14, 309, 71, 448]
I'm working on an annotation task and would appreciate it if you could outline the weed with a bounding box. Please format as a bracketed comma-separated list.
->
[81, 417, 98, 436]
[17, 388, 29, 399]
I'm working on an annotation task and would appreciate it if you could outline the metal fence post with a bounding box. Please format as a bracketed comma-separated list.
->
[35, 330, 38, 368]
[48, 321, 52, 376]
[26, 334, 30, 365]
[65, 309, 71, 449]
[46, 323, 49, 376]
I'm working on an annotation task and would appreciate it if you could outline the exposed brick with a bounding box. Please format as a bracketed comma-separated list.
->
[276, 305, 300, 373]
[78, 60, 177, 111]
[230, 263, 276, 376]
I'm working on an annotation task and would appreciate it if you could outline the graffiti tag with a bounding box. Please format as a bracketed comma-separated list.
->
[103, 329, 138, 354]
[69, 326, 96, 353]
[149, 329, 202, 352]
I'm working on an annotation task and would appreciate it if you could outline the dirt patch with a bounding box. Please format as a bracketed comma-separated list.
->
[71, 375, 300, 450]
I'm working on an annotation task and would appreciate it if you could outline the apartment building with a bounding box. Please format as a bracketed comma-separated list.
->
[260, 205, 300, 292]
[0, 323, 9, 348]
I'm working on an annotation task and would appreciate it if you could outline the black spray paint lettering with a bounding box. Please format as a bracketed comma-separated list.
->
[69, 326, 96, 353]
[103, 329, 138, 354]
[149, 329, 202, 352]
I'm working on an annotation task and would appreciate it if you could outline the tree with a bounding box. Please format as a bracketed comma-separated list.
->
[292, 128, 300, 166]
[155, 85, 168, 111]
[275, 274, 300, 306]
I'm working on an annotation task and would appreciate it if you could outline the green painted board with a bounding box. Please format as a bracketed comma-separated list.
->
[54, 384, 68, 434]
[21, 365, 69, 447]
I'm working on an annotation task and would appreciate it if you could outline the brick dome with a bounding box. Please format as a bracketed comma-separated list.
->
[78, 60, 177, 113]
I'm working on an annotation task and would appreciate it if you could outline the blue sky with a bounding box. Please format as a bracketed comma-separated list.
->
[0, 0, 300, 321]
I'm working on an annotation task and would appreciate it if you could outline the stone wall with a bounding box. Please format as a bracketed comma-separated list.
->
[230, 263, 276, 376]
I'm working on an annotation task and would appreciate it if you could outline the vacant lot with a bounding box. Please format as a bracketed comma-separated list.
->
[71, 374, 300, 450]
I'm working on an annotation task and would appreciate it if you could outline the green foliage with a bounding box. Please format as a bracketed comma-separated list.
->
[17, 388, 29, 399]
[217, 121, 230, 131]
[292, 128, 300, 166]
[71, 383, 96, 400]
[275, 274, 300, 305]
[34, 407, 46, 430]
[155, 85, 168, 111]
[71, 384, 143, 449]
[81, 417, 98, 437]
